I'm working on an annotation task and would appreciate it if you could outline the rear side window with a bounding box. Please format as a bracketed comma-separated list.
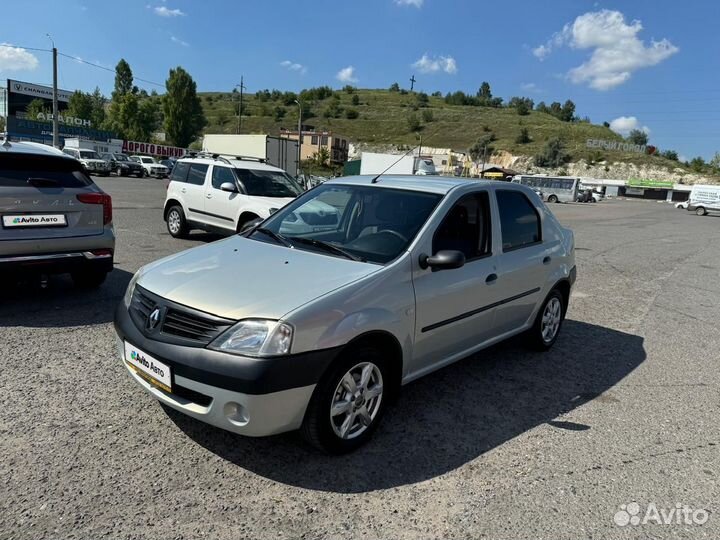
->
[187, 164, 209, 186]
[170, 161, 190, 183]
[0, 154, 93, 188]
[496, 190, 541, 251]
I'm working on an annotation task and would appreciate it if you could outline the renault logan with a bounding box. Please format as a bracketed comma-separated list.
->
[115, 175, 576, 453]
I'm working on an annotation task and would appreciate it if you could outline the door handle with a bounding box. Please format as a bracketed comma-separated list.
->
[181, 188, 186, 193]
[486, 273, 498, 284]
[206, 193, 212, 199]
[543, 256, 552, 265]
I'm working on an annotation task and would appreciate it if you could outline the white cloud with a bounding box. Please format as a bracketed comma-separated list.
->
[0, 43, 39, 72]
[280, 60, 307, 75]
[170, 35, 189, 47]
[609, 116, 651, 136]
[521, 82, 540, 93]
[412, 54, 457, 74]
[151, 5, 185, 16]
[533, 9, 678, 90]
[395, 0, 423, 7]
[336, 66, 358, 83]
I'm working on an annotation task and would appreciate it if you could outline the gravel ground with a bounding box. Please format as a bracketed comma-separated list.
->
[1, 177, 718, 540]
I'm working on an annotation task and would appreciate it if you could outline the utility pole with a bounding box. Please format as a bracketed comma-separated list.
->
[294, 99, 302, 184]
[47, 34, 59, 148]
[409, 75, 416, 92]
[235, 77, 246, 134]
[480, 145, 487, 179]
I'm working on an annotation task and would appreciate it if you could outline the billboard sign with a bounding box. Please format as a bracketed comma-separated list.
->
[122, 140, 187, 158]
[628, 178, 674, 189]
[8, 79, 73, 102]
[6, 116, 114, 143]
[586, 138, 647, 155]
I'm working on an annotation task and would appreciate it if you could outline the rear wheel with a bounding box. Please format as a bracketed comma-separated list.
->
[301, 346, 389, 454]
[166, 205, 189, 238]
[525, 289, 565, 351]
[548, 194, 559, 203]
[696, 207, 707, 216]
[71, 268, 108, 289]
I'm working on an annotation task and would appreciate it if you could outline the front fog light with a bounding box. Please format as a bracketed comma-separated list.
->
[209, 319, 293, 357]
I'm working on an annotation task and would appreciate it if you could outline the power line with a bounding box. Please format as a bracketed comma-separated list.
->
[57, 52, 164, 88]
[0, 43, 51, 53]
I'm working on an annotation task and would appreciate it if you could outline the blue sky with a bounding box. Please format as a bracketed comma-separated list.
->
[2, 0, 718, 160]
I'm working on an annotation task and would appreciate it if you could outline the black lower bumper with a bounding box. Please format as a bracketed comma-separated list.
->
[114, 302, 340, 395]
[0, 254, 112, 276]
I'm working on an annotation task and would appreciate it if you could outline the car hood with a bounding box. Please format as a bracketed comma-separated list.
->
[82, 159, 106, 165]
[137, 235, 380, 320]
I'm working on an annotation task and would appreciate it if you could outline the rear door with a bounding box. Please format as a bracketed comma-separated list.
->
[0, 153, 103, 242]
[203, 165, 241, 231]
[182, 163, 210, 224]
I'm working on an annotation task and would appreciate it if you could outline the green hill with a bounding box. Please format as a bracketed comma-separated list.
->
[196, 88, 680, 170]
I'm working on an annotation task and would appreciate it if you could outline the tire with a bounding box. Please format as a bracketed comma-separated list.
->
[696, 207, 707, 216]
[548, 195, 559, 203]
[236, 214, 260, 233]
[301, 346, 390, 454]
[525, 288, 565, 351]
[143, 169, 149, 178]
[166, 205, 189, 238]
[71, 268, 108, 289]
[116, 167, 123, 177]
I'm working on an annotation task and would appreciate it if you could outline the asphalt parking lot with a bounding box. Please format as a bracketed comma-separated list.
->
[1, 177, 718, 540]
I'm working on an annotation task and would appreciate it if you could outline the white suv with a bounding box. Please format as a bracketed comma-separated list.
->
[130, 155, 169, 178]
[163, 154, 330, 237]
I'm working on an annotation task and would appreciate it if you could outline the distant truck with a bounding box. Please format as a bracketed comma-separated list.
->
[359, 152, 438, 176]
[202, 134, 299, 176]
[688, 184, 720, 216]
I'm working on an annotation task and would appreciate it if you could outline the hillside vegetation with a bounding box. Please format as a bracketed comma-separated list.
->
[197, 87, 683, 171]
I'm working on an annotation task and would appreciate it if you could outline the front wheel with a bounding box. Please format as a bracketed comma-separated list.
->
[548, 194, 559, 203]
[166, 205, 189, 238]
[525, 289, 565, 351]
[696, 207, 707, 216]
[116, 167, 124, 177]
[301, 347, 389, 454]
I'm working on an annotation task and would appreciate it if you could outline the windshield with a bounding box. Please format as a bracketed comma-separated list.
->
[140, 157, 155, 164]
[235, 168, 302, 198]
[79, 150, 100, 159]
[256, 183, 442, 264]
[115, 154, 130, 161]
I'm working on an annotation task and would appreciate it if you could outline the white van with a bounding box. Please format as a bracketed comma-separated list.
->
[688, 184, 720, 216]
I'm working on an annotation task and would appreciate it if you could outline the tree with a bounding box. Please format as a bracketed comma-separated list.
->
[516, 101, 530, 115]
[549, 102, 563, 118]
[313, 147, 330, 166]
[535, 101, 548, 114]
[407, 112, 421, 132]
[431, 91, 442, 97]
[113, 59, 134, 98]
[89, 87, 107, 129]
[389, 82, 400, 92]
[478, 82, 492, 100]
[603, 121, 611, 128]
[217, 110, 229, 126]
[163, 66, 205, 147]
[689, 156, 706, 172]
[709, 152, 720, 169]
[273, 106, 286, 121]
[421, 109, 434, 123]
[560, 100, 576, 122]
[627, 129, 649, 146]
[534, 137, 569, 167]
[468, 133, 495, 161]
[661, 149, 679, 161]
[343, 85, 356, 94]
[323, 100, 343, 118]
[67, 91, 94, 121]
[25, 98, 50, 120]
[515, 127, 531, 144]
[345, 108, 359, 119]
[351, 94, 360, 106]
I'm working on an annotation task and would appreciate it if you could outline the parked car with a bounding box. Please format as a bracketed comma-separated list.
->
[62, 147, 111, 176]
[1, 139, 115, 287]
[115, 175, 576, 453]
[686, 184, 720, 216]
[675, 200, 690, 210]
[130, 155, 169, 178]
[160, 158, 176, 174]
[163, 153, 311, 237]
[101, 152, 144, 177]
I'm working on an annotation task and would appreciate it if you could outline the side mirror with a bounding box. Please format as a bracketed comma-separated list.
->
[240, 217, 263, 233]
[220, 182, 238, 193]
[419, 250, 466, 271]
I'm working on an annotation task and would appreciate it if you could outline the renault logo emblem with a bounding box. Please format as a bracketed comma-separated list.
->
[147, 308, 161, 330]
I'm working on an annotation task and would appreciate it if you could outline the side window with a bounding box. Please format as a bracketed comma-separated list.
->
[186, 163, 208, 186]
[211, 166, 236, 190]
[433, 192, 492, 261]
[496, 190, 541, 251]
[170, 161, 190, 183]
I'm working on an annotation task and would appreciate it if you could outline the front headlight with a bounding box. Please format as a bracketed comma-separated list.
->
[123, 269, 143, 308]
[209, 319, 293, 357]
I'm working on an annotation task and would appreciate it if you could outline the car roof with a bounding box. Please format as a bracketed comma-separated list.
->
[327, 175, 515, 195]
[0, 139, 72, 158]
[177, 155, 286, 173]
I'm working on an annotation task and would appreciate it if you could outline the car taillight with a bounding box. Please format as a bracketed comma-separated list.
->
[77, 192, 112, 225]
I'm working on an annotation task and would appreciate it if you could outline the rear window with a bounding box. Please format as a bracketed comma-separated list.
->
[0, 154, 93, 188]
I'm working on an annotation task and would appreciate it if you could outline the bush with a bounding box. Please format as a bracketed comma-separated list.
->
[661, 150, 679, 161]
[516, 101, 530, 115]
[534, 138, 569, 167]
[627, 129, 649, 146]
[416, 92, 429, 107]
[515, 128, 530, 144]
[421, 109, 434, 123]
[431, 91, 442, 97]
[351, 94, 360, 106]
[345, 108, 359, 119]
[407, 113, 421, 132]
[389, 82, 400, 92]
[343, 85, 356, 94]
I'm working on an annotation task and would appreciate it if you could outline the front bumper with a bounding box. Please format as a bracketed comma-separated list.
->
[114, 302, 340, 436]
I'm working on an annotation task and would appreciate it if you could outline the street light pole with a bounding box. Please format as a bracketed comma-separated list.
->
[294, 99, 302, 183]
[47, 34, 59, 148]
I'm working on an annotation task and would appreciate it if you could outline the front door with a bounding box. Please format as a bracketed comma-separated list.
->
[411, 190, 503, 377]
[203, 165, 240, 231]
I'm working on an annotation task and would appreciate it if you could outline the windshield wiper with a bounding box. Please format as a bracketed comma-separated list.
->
[291, 237, 364, 262]
[252, 227, 293, 248]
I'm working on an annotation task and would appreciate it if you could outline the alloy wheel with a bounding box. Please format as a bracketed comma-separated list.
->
[168, 210, 181, 234]
[330, 362, 384, 440]
[541, 297, 562, 343]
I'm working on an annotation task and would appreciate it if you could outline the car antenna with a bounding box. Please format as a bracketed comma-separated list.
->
[369, 128, 439, 184]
